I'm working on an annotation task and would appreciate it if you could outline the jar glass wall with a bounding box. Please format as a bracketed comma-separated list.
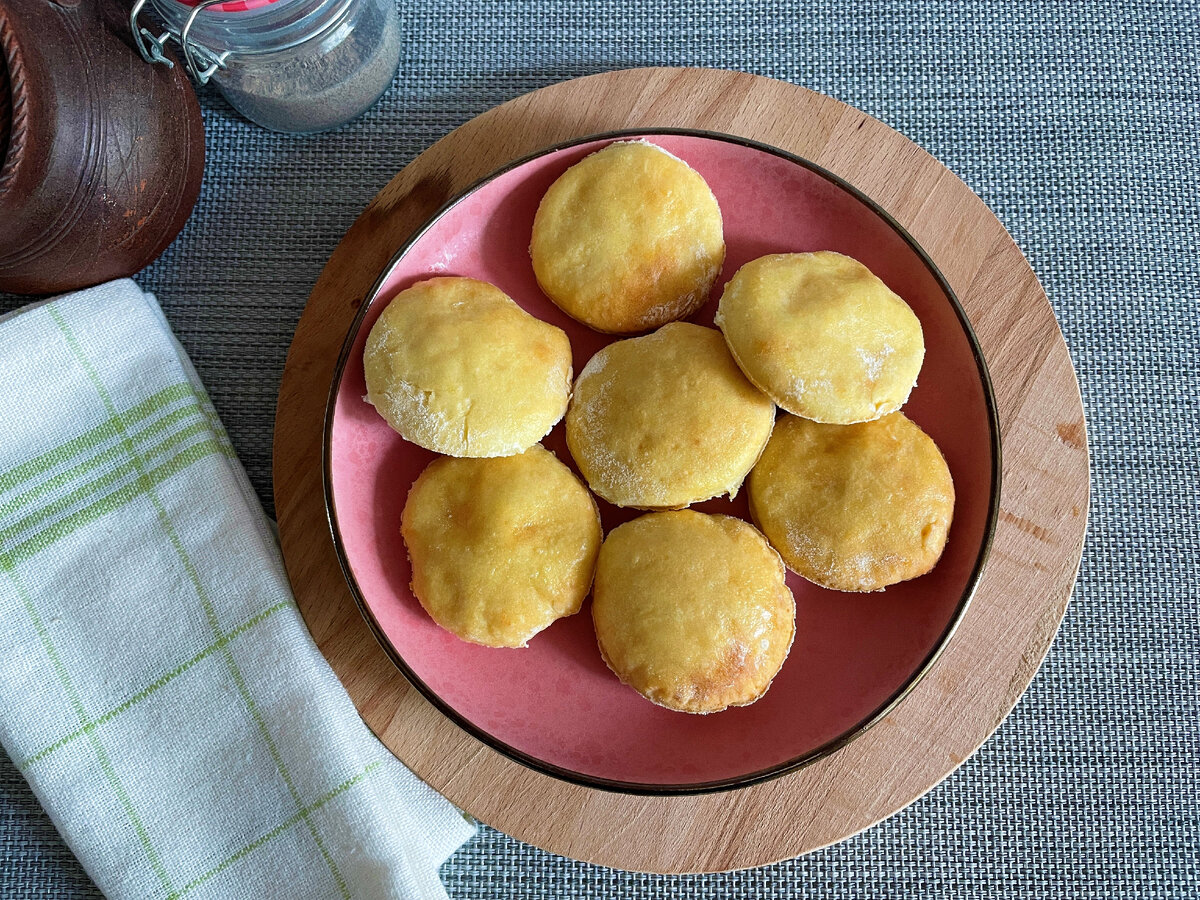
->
[147, 0, 402, 134]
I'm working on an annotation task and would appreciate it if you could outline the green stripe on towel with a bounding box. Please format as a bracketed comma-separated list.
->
[1, 561, 176, 896]
[50, 306, 353, 900]
[19, 601, 291, 770]
[0, 439, 236, 565]
[0, 383, 197, 494]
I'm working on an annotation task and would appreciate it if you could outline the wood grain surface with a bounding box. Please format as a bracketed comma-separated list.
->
[272, 67, 1089, 874]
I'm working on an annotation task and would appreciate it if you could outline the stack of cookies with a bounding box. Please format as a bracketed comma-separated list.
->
[362, 140, 954, 714]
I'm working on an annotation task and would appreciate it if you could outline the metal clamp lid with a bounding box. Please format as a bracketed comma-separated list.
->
[130, 0, 231, 85]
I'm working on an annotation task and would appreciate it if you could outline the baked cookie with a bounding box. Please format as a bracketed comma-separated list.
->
[363, 276, 572, 457]
[565, 322, 775, 509]
[401, 446, 602, 648]
[592, 511, 795, 714]
[715, 251, 924, 424]
[748, 412, 955, 592]
[530, 141, 725, 334]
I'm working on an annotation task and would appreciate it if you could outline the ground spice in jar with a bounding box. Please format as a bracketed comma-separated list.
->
[213, 0, 402, 133]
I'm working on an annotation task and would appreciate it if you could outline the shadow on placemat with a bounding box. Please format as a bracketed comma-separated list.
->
[0, 752, 103, 899]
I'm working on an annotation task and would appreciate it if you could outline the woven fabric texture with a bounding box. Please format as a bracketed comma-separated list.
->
[2, 0, 1198, 897]
[0, 283, 473, 900]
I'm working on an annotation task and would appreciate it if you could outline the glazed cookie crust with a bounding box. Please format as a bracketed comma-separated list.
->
[565, 322, 776, 509]
[592, 510, 796, 714]
[716, 251, 924, 424]
[749, 412, 955, 592]
[530, 141, 725, 334]
[401, 446, 602, 648]
[363, 276, 572, 457]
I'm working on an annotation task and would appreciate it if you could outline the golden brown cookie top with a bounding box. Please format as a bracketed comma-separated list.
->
[592, 510, 796, 714]
[716, 252, 924, 424]
[531, 141, 725, 334]
[749, 412, 955, 592]
[401, 446, 602, 648]
[565, 322, 775, 509]
[364, 276, 572, 457]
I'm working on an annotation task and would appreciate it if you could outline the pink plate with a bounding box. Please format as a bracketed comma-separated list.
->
[324, 130, 1000, 794]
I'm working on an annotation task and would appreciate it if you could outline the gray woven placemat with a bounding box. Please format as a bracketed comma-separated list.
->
[2, 0, 1198, 897]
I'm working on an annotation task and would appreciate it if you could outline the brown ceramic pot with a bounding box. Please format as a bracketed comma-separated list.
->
[0, 0, 205, 295]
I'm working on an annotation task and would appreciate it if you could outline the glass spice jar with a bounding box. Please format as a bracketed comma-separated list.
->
[131, 0, 402, 134]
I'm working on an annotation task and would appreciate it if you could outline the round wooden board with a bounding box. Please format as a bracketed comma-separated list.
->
[273, 68, 1089, 874]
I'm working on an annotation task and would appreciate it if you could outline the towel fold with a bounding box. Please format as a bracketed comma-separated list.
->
[0, 280, 474, 900]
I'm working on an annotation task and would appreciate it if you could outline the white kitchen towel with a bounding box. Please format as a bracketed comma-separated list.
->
[0, 280, 474, 900]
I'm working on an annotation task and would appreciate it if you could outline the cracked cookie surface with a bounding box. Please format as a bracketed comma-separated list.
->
[716, 252, 924, 424]
[531, 141, 725, 334]
[592, 510, 795, 713]
[363, 276, 572, 457]
[402, 446, 602, 647]
[749, 412, 955, 592]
